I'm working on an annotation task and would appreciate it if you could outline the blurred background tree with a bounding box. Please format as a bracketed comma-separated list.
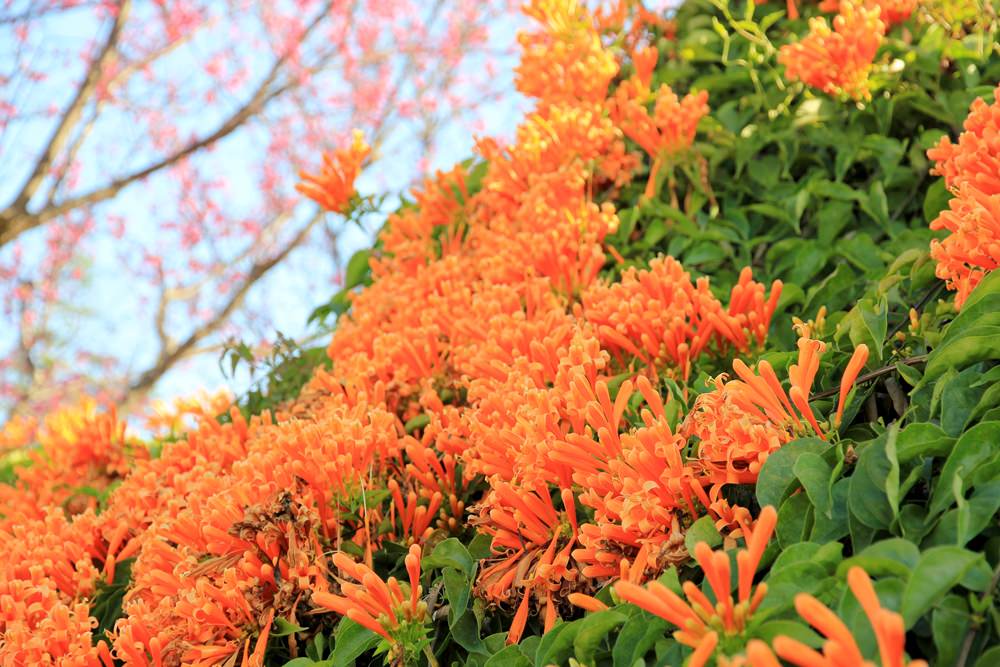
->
[0, 0, 523, 418]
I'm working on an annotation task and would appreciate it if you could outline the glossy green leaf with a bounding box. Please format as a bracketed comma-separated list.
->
[901, 546, 984, 627]
[331, 618, 379, 665]
[573, 610, 627, 663]
[757, 437, 827, 509]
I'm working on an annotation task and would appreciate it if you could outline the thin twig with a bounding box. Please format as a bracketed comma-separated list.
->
[887, 281, 946, 339]
[956, 561, 1000, 667]
[812, 355, 928, 400]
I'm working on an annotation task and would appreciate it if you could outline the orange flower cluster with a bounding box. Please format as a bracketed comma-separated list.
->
[516, 0, 619, 106]
[779, 0, 886, 100]
[582, 260, 781, 381]
[0, 508, 114, 667]
[0, 399, 140, 526]
[295, 129, 370, 214]
[611, 49, 709, 197]
[612, 507, 924, 667]
[143, 388, 233, 436]
[774, 567, 928, 667]
[313, 545, 428, 662]
[614, 506, 777, 660]
[927, 85, 1000, 307]
[685, 338, 869, 490]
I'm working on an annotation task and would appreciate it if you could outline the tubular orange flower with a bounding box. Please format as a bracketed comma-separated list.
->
[774, 567, 928, 667]
[568, 592, 609, 612]
[927, 85, 1000, 308]
[296, 129, 370, 213]
[778, 0, 885, 101]
[516, 0, 618, 105]
[612, 78, 709, 198]
[745, 639, 784, 667]
[614, 506, 777, 650]
[835, 344, 869, 426]
[581, 257, 779, 381]
[312, 544, 427, 645]
[472, 484, 586, 644]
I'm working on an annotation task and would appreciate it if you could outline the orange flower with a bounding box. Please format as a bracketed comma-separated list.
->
[835, 343, 869, 426]
[773, 567, 928, 667]
[779, 0, 885, 100]
[611, 74, 709, 198]
[581, 258, 779, 381]
[516, 0, 619, 105]
[683, 337, 832, 494]
[471, 485, 585, 644]
[927, 85, 1000, 308]
[296, 129, 369, 213]
[312, 545, 427, 645]
[614, 506, 777, 654]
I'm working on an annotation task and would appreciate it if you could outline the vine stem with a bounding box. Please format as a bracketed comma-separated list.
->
[811, 355, 928, 400]
[423, 643, 441, 667]
[956, 560, 1000, 667]
[887, 281, 946, 339]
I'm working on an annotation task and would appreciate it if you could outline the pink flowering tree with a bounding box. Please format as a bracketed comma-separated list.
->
[0, 0, 520, 416]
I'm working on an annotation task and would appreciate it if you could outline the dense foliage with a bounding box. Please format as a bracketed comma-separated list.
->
[1, 0, 1000, 665]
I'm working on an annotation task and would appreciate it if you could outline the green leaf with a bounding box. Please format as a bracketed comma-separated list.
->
[848, 435, 894, 529]
[933, 595, 971, 666]
[443, 568, 472, 619]
[612, 613, 668, 667]
[755, 620, 823, 648]
[793, 452, 834, 518]
[901, 546, 984, 627]
[849, 297, 888, 363]
[283, 659, 330, 667]
[940, 365, 989, 436]
[861, 181, 889, 230]
[929, 421, 1000, 517]
[485, 646, 532, 667]
[450, 609, 487, 655]
[425, 537, 475, 577]
[90, 558, 134, 646]
[838, 538, 920, 578]
[924, 326, 1000, 381]
[404, 413, 430, 434]
[343, 249, 371, 289]
[895, 422, 953, 462]
[884, 423, 901, 520]
[684, 515, 722, 554]
[925, 479, 1000, 547]
[811, 179, 863, 201]
[272, 616, 306, 637]
[331, 618, 379, 665]
[306, 633, 327, 661]
[468, 531, 494, 560]
[810, 478, 849, 543]
[923, 178, 951, 223]
[534, 621, 579, 667]
[573, 610, 628, 663]
[776, 493, 812, 549]
[757, 437, 827, 509]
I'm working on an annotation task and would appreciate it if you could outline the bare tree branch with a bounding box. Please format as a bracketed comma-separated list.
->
[0, 0, 334, 248]
[43, 24, 209, 205]
[122, 211, 323, 409]
[1, 0, 131, 234]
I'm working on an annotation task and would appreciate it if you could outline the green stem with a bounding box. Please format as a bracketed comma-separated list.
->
[956, 560, 1000, 667]
[422, 643, 440, 667]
